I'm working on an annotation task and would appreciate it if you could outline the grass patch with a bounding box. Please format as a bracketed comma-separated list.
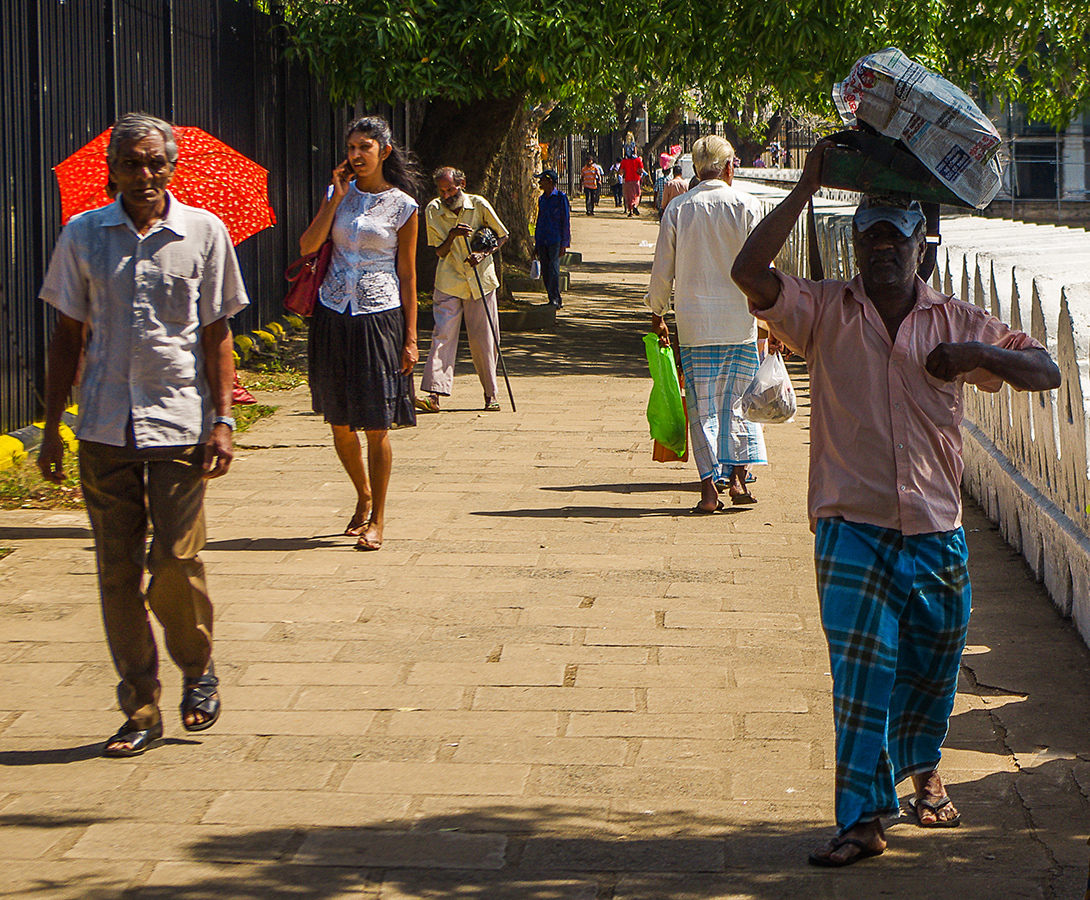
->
[0, 403, 275, 512]
[238, 334, 308, 392]
[235, 403, 277, 433]
[0, 457, 84, 510]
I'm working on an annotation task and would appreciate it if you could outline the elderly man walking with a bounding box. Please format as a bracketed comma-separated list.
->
[417, 167, 509, 413]
[732, 140, 1061, 866]
[645, 135, 766, 513]
[37, 113, 248, 757]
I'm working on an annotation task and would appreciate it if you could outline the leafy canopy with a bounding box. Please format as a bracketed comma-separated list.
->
[282, 0, 1090, 127]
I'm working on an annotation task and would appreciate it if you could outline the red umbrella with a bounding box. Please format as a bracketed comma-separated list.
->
[53, 126, 275, 245]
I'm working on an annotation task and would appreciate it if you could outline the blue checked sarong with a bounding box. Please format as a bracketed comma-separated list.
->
[679, 343, 766, 483]
[814, 517, 971, 834]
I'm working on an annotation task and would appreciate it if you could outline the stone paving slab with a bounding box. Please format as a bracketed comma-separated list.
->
[2, 201, 1090, 898]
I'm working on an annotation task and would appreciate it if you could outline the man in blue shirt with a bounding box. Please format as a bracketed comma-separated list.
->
[532, 169, 571, 309]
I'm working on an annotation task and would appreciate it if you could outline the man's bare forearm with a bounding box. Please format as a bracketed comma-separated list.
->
[732, 139, 832, 310]
[43, 314, 85, 430]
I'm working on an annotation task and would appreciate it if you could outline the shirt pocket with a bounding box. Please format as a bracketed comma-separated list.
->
[920, 370, 962, 426]
[156, 272, 200, 325]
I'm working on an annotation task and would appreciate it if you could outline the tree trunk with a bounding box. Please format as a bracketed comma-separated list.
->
[646, 103, 682, 164]
[410, 94, 526, 291]
[721, 105, 787, 166]
[488, 101, 554, 268]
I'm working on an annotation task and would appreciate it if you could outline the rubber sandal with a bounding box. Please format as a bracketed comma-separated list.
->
[103, 720, 163, 758]
[484, 397, 501, 412]
[344, 515, 370, 536]
[355, 536, 383, 551]
[689, 500, 724, 514]
[909, 795, 961, 828]
[808, 837, 884, 867]
[181, 664, 221, 732]
[415, 395, 440, 413]
[731, 490, 757, 505]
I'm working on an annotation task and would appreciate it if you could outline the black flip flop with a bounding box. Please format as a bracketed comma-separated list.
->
[731, 490, 757, 505]
[181, 664, 221, 732]
[909, 795, 961, 827]
[103, 720, 164, 758]
[808, 837, 884, 867]
[689, 500, 725, 515]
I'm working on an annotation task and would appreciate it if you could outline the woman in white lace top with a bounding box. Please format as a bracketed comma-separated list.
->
[300, 116, 421, 551]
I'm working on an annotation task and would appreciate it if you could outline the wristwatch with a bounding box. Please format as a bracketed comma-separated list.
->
[213, 415, 236, 431]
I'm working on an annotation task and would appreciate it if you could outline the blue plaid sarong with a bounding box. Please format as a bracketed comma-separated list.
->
[814, 517, 971, 834]
[679, 343, 767, 483]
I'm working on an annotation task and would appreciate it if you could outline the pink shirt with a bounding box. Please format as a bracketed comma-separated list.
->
[754, 272, 1042, 535]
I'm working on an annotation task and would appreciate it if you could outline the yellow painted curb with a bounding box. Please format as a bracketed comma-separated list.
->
[253, 330, 277, 350]
[0, 436, 27, 470]
[234, 335, 255, 360]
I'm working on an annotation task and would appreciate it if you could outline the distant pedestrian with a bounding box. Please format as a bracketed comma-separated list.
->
[38, 113, 245, 757]
[769, 140, 782, 168]
[653, 166, 668, 214]
[619, 153, 646, 216]
[417, 167, 508, 413]
[660, 165, 688, 210]
[532, 168, 570, 310]
[645, 135, 766, 513]
[580, 155, 604, 216]
[733, 140, 1062, 868]
[299, 115, 420, 551]
[609, 159, 624, 207]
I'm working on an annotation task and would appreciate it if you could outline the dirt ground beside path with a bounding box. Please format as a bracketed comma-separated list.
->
[1, 196, 1088, 899]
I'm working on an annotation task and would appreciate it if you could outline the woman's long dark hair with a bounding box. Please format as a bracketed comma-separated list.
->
[347, 115, 423, 199]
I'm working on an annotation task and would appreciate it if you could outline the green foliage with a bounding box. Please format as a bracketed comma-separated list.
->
[281, 0, 1090, 130]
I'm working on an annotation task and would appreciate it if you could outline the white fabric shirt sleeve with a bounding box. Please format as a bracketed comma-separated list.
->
[39, 220, 90, 322]
[644, 205, 677, 317]
[198, 215, 250, 325]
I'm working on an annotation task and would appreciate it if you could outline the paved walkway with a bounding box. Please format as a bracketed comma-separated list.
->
[2, 199, 1089, 899]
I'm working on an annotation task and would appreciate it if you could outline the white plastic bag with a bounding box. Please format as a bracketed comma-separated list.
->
[741, 352, 796, 424]
[529, 259, 541, 279]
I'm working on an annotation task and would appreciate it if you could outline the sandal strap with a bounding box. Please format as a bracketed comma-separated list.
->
[182, 674, 220, 713]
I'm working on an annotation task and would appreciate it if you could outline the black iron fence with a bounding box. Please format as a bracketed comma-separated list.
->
[0, 0, 359, 435]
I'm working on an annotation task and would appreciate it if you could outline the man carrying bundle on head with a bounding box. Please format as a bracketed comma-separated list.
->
[732, 139, 1061, 867]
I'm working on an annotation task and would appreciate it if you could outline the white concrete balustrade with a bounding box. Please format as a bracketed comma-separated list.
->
[737, 178, 1090, 646]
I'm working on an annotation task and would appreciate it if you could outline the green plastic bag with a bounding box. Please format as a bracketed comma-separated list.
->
[643, 333, 687, 457]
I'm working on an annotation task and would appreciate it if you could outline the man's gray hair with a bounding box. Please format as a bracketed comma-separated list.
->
[432, 166, 466, 185]
[691, 135, 735, 178]
[107, 113, 178, 167]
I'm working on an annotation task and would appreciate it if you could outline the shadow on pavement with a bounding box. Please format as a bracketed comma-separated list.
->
[205, 536, 347, 552]
[472, 506, 754, 520]
[6, 797, 1059, 899]
[540, 482, 701, 494]
[492, 311, 651, 379]
[0, 526, 90, 540]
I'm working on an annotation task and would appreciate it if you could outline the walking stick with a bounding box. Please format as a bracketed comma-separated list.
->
[463, 235, 516, 412]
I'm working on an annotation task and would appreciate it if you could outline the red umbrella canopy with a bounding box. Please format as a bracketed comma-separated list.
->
[54, 126, 276, 245]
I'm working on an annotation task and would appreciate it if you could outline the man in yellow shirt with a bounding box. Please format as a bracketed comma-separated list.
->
[417, 167, 509, 412]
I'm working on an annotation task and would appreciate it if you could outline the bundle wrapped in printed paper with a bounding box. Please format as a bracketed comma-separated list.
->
[833, 48, 1002, 209]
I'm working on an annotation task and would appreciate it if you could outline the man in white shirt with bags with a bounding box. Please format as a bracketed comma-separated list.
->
[645, 135, 767, 513]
